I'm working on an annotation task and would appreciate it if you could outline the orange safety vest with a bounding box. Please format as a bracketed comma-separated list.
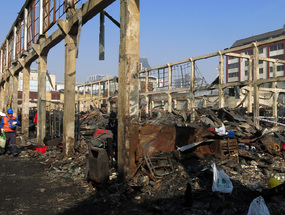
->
[3, 116, 16, 132]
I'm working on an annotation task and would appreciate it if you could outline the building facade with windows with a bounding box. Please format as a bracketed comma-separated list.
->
[227, 25, 285, 83]
[18, 68, 56, 92]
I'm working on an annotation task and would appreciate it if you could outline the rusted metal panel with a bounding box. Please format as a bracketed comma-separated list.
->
[260, 135, 281, 155]
[139, 124, 176, 157]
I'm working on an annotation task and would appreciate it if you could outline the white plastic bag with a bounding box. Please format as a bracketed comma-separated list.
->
[215, 123, 228, 136]
[211, 162, 233, 194]
[247, 196, 270, 215]
[0, 131, 6, 148]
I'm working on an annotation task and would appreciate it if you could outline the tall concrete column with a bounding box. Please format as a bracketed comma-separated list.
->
[253, 43, 260, 127]
[4, 76, 13, 111]
[145, 70, 149, 116]
[83, 84, 86, 111]
[107, 80, 110, 113]
[98, 82, 101, 108]
[3, 81, 9, 111]
[0, 83, 5, 112]
[77, 86, 80, 111]
[167, 64, 172, 113]
[168, 93, 172, 112]
[90, 83, 93, 104]
[37, 53, 47, 145]
[62, 33, 77, 156]
[19, 62, 30, 137]
[0, 49, 3, 73]
[12, 74, 19, 118]
[247, 58, 253, 113]
[145, 95, 149, 115]
[190, 59, 195, 122]
[218, 51, 225, 108]
[272, 61, 278, 120]
[118, 0, 140, 179]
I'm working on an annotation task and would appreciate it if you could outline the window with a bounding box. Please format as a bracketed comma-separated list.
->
[259, 48, 263, 54]
[244, 50, 253, 55]
[270, 66, 284, 72]
[29, 80, 50, 92]
[270, 43, 284, 51]
[259, 68, 263, 74]
[51, 92, 60, 100]
[259, 60, 263, 64]
[228, 63, 239, 69]
[245, 70, 248, 76]
[229, 56, 236, 60]
[229, 72, 239, 78]
[270, 54, 284, 60]
[245, 61, 248, 66]
[278, 65, 284, 71]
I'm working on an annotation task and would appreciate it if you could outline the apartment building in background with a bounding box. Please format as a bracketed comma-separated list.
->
[18, 68, 56, 92]
[227, 25, 285, 84]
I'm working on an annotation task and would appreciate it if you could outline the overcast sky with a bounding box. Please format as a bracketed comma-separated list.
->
[1, 0, 285, 84]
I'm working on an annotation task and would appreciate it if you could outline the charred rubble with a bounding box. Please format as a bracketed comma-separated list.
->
[14, 107, 285, 214]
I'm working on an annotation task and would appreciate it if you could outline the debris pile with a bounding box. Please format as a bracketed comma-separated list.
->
[11, 107, 285, 214]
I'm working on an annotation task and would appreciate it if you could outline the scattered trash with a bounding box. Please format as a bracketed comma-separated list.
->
[211, 162, 233, 194]
[36, 145, 47, 153]
[0, 131, 6, 148]
[215, 123, 227, 136]
[247, 196, 270, 215]
[268, 178, 282, 189]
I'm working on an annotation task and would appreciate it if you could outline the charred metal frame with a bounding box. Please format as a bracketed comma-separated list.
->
[43, 0, 66, 34]
[0, 0, 82, 73]
[75, 36, 285, 129]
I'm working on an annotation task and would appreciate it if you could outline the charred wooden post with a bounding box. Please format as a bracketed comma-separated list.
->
[118, 0, 140, 179]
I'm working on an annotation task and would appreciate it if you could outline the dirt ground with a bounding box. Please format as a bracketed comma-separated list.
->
[0, 155, 146, 215]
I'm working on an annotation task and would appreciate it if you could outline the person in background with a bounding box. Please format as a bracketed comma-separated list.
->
[106, 112, 118, 161]
[33, 112, 37, 124]
[0, 108, 20, 156]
